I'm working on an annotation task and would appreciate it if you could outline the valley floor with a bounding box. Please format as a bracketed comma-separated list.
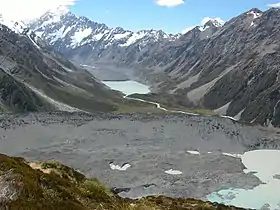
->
[0, 112, 280, 208]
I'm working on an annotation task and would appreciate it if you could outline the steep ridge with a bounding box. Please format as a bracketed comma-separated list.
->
[0, 20, 121, 113]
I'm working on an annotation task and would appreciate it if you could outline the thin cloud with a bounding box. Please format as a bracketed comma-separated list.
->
[0, 0, 78, 21]
[155, 0, 185, 7]
[267, 2, 280, 8]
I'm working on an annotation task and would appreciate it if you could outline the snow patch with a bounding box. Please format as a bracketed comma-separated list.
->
[92, 31, 108, 41]
[165, 169, 183, 175]
[35, 31, 44, 37]
[109, 163, 131, 171]
[0, 14, 25, 33]
[63, 26, 74, 37]
[187, 150, 200, 155]
[247, 10, 262, 19]
[114, 32, 131, 40]
[120, 31, 147, 47]
[49, 26, 65, 44]
[71, 28, 92, 46]
[199, 25, 210, 32]
[204, 18, 225, 27]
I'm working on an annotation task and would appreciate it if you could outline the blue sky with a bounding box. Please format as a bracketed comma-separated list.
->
[70, 0, 280, 33]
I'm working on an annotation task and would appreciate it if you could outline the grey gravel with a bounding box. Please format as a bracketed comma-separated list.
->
[0, 112, 280, 200]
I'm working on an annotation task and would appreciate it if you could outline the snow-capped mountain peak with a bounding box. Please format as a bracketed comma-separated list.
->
[29, 10, 175, 51]
[197, 19, 224, 32]
[247, 9, 263, 19]
[204, 18, 225, 27]
[0, 14, 26, 33]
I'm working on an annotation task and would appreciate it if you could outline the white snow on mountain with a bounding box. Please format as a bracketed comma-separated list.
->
[247, 10, 262, 19]
[49, 26, 65, 43]
[63, 26, 74, 37]
[71, 28, 92, 46]
[91, 32, 104, 41]
[0, 14, 25, 33]
[120, 31, 148, 47]
[199, 25, 210, 32]
[29, 9, 175, 50]
[183, 17, 224, 34]
[201, 17, 225, 27]
[114, 32, 131, 40]
[35, 31, 44, 37]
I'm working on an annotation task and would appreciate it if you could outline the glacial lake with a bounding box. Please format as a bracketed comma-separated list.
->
[103, 80, 150, 95]
[208, 150, 280, 210]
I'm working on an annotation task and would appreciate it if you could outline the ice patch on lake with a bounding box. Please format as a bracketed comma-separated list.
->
[110, 163, 131, 171]
[165, 169, 183, 175]
[187, 150, 200, 155]
[208, 150, 280, 209]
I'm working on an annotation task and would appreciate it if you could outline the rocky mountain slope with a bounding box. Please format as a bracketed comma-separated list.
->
[160, 8, 280, 127]
[30, 7, 280, 127]
[0, 153, 242, 210]
[0, 18, 124, 113]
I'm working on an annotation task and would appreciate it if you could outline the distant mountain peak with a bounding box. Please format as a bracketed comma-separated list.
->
[248, 8, 263, 13]
[197, 18, 224, 33]
[204, 18, 225, 27]
[247, 8, 263, 19]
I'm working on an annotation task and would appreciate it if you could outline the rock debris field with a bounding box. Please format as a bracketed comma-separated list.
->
[0, 112, 280, 201]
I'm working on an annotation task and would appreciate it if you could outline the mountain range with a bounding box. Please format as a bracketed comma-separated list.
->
[28, 8, 223, 67]
[28, 7, 280, 126]
[1, 7, 280, 126]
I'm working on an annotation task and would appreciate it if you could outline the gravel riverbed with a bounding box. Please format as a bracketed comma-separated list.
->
[0, 112, 280, 200]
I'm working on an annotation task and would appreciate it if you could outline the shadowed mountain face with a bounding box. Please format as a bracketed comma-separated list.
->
[30, 8, 280, 126]
[0, 22, 122, 113]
